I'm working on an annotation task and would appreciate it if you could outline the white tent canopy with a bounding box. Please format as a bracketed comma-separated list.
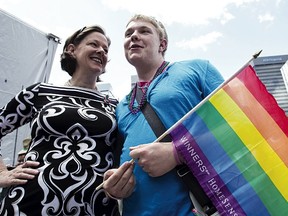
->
[0, 8, 60, 166]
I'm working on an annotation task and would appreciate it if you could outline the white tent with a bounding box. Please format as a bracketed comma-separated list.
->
[0, 8, 60, 166]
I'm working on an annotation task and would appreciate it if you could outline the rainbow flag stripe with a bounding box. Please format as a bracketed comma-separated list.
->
[170, 66, 288, 216]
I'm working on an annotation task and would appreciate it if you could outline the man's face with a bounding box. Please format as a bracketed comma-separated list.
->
[124, 20, 162, 64]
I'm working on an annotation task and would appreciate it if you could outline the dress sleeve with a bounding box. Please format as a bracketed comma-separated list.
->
[0, 83, 40, 154]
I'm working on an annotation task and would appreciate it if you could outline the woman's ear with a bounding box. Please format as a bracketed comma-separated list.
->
[66, 44, 76, 55]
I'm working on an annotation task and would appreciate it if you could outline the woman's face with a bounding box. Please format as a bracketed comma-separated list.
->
[69, 31, 109, 76]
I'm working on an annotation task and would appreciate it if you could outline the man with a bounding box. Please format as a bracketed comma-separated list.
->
[104, 14, 224, 215]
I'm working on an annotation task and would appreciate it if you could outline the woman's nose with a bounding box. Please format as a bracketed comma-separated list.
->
[96, 47, 106, 55]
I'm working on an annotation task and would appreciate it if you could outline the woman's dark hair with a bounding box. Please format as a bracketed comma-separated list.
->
[60, 25, 111, 77]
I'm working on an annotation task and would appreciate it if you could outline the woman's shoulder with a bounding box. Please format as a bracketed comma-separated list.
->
[39, 82, 119, 105]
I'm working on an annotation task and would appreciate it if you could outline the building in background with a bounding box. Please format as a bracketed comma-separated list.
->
[281, 60, 288, 98]
[131, 74, 138, 89]
[97, 82, 115, 98]
[251, 54, 288, 115]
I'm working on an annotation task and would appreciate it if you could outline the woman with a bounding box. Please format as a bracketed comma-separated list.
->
[0, 25, 122, 215]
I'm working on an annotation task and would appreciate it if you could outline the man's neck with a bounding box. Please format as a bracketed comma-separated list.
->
[136, 60, 165, 82]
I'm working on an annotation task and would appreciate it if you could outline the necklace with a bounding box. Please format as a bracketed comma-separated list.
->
[127, 61, 170, 114]
[64, 79, 111, 105]
[64, 79, 98, 91]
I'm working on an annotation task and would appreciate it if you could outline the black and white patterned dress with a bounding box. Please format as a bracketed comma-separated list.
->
[0, 83, 120, 216]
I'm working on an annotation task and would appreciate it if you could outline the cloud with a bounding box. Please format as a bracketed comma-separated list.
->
[175, 31, 223, 51]
[102, 0, 258, 26]
[220, 10, 235, 25]
[258, 13, 274, 23]
[276, 0, 284, 7]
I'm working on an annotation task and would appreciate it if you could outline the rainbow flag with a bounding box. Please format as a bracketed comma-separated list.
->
[170, 65, 288, 216]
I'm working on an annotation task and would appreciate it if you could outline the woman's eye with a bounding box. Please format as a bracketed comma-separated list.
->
[89, 42, 108, 54]
[90, 42, 97, 47]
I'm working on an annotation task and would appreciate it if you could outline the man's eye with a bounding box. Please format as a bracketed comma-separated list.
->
[125, 32, 132, 37]
[141, 29, 150, 34]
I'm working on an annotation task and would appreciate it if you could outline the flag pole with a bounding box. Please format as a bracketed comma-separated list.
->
[155, 50, 262, 142]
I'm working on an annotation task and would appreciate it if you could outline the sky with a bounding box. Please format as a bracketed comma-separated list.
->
[0, 0, 287, 99]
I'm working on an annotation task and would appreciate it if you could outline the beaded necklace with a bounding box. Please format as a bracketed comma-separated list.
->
[127, 61, 170, 114]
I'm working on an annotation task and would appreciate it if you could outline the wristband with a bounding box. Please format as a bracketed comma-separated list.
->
[172, 141, 183, 165]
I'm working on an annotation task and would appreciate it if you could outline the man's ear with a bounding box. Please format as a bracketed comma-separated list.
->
[159, 39, 167, 52]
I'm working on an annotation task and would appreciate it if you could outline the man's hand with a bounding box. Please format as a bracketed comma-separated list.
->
[103, 161, 135, 199]
[130, 142, 177, 177]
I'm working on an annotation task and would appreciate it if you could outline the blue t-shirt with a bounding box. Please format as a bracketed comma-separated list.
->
[116, 59, 224, 216]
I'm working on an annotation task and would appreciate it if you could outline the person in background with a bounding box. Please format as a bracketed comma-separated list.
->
[103, 14, 224, 215]
[0, 25, 134, 216]
[0, 137, 30, 202]
[16, 137, 31, 165]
